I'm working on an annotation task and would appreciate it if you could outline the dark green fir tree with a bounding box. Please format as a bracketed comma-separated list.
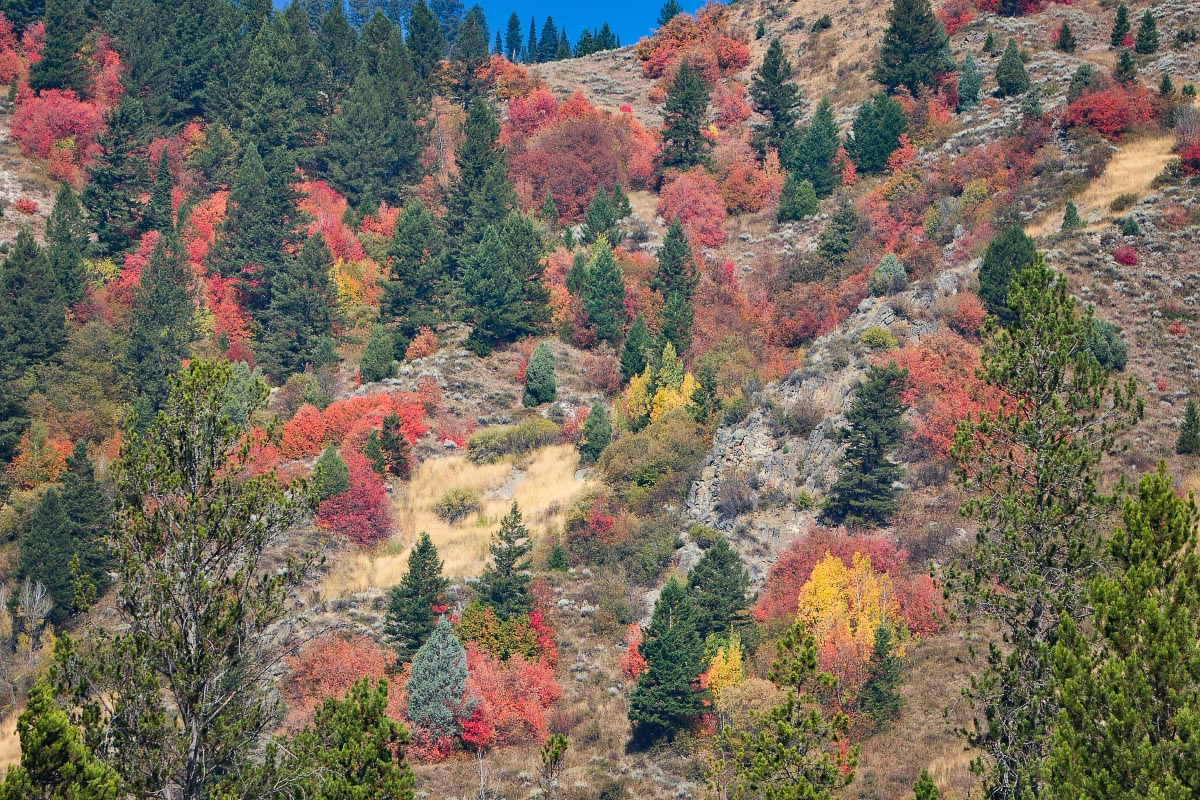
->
[1176, 399, 1200, 455]
[872, 0, 954, 95]
[0, 229, 66, 374]
[978, 225, 1037, 325]
[124, 234, 196, 412]
[360, 324, 397, 383]
[581, 240, 626, 345]
[1055, 21, 1076, 53]
[911, 770, 939, 800]
[477, 502, 533, 620]
[257, 232, 337, 381]
[143, 149, 174, 234]
[45, 184, 89, 305]
[82, 98, 150, 256]
[1061, 200, 1083, 231]
[749, 38, 801, 158]
[792, 98, 840, 197]
[1134, 10, 1158, 54]
[28, 0, 86, 92]
[995, 39, 1030, 98]
[847, 92, 907, 175]
[777, 174, 819, 221]
[522, 343, 557, 406]
[384, 199, 448, 340]
[857, 623, 904, 726]
[620, 315, 653, 383]
[579, 403, 611, 464]
[386, 532, 449, 660]
[314, 444, 350, 501]
[658, 60, 711, 174]
[1111, 3, 1130, 48]
[685, 535, 750, 640]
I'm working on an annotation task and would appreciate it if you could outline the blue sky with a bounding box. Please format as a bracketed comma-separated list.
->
[471, 0, 702, 49]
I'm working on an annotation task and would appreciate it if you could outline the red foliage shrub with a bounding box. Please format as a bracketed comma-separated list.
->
[415, 374, 443, 414]
[12, 89, 104, 160]
[464, 645, 562, 747]
[634, 3, 748, 88]
[936, 0, 975, 35]
[434, 415, 478, 448]
[205, 274, 253, 365]
[559, 406, 590, 444]
[1112, 245, 1138, 265]
[1178, 139, 1200, 176]
[712, 79, 750, 129]
[316, 452, 391, 548]
[657, 167, 727, 247]
[278, 391, 428, 459]
[947, 292, 986, 338]
[278, 404, 327, 459]
[620, 624, 647, 680]
[282, 633, 400, 733]
[297, 180, 365, 262]
[1167, 320, 1188, 337]
[12, 197, 37, 215]
[1063, 84, 1156, 142]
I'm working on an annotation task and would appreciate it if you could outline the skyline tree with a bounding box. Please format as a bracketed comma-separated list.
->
[658, 60, 711, 174]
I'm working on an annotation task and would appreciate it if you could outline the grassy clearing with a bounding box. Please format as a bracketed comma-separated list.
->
[322, 444, 586, 598]
[0, 708, 19, 771]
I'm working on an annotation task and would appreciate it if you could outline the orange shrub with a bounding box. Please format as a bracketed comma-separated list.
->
[657, 167, 727, 247]
[282, 633, 400, 733]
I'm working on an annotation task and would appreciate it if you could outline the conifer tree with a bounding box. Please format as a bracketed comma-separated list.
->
[777, 174, 819, 221]
[28, 0, 86, 92]
[1115, 48, 1137, 84]
[858, 623, 904, 725]
[526, 16, 538, 62]
[379, 413, 413, 480]
[978, 225, 1037, 325]
[45, 184, 89, 305]
[536, 16, 558, 62]
[873, 0, 954, 95]
[982, 30, 996, 53]
[1046, 466, 1200, 799]
[995, 39, 1030, 98]
[539, 192, 559, 228]
[407, 0, 445, 91]
[957, 53, 983, 109]
[143, 150, 174, 234]
[821, 362, 908, 527]
[519, 344, 555, 407]
[505, 11, 522, 60]
[817, 205, 860, 268]
[1134, 10, 1158, 55]
[0, 380, 28, 465]
[652, 219, 698, 299]
[629, 577, 708, 745]
[314, 444, 350, 501]
[685, 536, 750, 640]
[318, 1, 359, 91]
[18, 488, 74, 621]
[238, 7, 325, 156]
[445, 99, 516, 255]
[659, 290, 694, 355]
[581, 188, 620, 245]
[406, 617, 468, 739]
[459, 215, 548, 355]
[948, 256, 1143, 799]
[82, 98, 150, 256]
[620, 315, 653, 383]
[124, 234, 196, 411]
[477, 502, 533, 620]
[1055, 21, 1076, 53]
[579, 403, 611, 464]
[257, 232, 337, 381]
[450, 4, 490, 100]
[749, 38, 801, 158]
[1176, 399, 1200, 455]
[911, 770, 939, 800]
[1111, 3, 1130, 48]
[0, 229, 66, 375]
[658, 0, 682, 27]
[360, 324, 397, 383]
[847, 92, 907, 175]
[659, 60, 711, 174]
[384, 199, 448, 340]
[1061, 200, 1083, 231]
[581, 240, 626, 345]
[386, 532, 449, 660]
[792, 98, 839, 197]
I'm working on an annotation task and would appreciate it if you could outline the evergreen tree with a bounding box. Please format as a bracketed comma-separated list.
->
[53, 440, 110, 617]
[430, 0, 465, 45]
[847, 92, 907, 175]
[407, 0, 445, 91]
[817, 205, 859, 269]
[28, 0, 86, 92]
[858, 623, 904, 726]
[44, 184, 89, 306]
[0, 379, 28, 465]
[685, 535, 750, 640]
[450, 4, 490, 100]
[1111, 3, 1130, 48]
[620, 315, 653, 383]
[124, 234, 196, 411]
[318, 1, 359, 92]
[360, 324, 396, 383]
[555, 28, 570, 60]
[659, 289, 694, 355]
[821, 362, 908, 527]
[445, 98, 515, 256]
[948, 256, 1143, 799]
[1176, 399, 1200, 455]
[792, 98, 839, 197]
[379, 413, 413, 479]
[1115, 48, 1137, 84]
[652, 219, 698, 300]
[82, 98, 150, 255]
[872, 0, 954, 95]
[314, 443, 350, 501]
[911, 770, 939, 800]
[581, 240, 626, 345]
[658, 60, 711, 174]
[1134, 10, 1158, 54]
[777, 174, 819, 221]
[257, 232, 337, 381]
[405, 617, 468, 738]
[459, 215, 548, 355]
[238, 6, 325, 156]
[144, 155, 173, 241]
[539, 191, 559, 228]
[386, 532, 449, 660]
[1046, 466, 1200, 799]
[1061, 200, 1083, 231]
[581, 188, 620, 245]
[0, 229, 66, 375]
[536, 16, 558, 62]
[579, 403, 611, 464]
[477, 502, 533, 620]
[982, 29, 996, 53]
[628, 577, 708, 745]
[1054, 21, 1076, 53]
[522, 343, 557, 406]
[18, 488, 74, 621]
[385, 200, 447, 340]
[995, 39, 1030, 98]
[749, 38, 801, 158]
[957, 53, 983, 109]
[978, 225, 1037, 325]
[526, 15, 537, 62]
[0, 681, 121, 800]
[658, 0, 682, 27]
[505, 11, 522, 60]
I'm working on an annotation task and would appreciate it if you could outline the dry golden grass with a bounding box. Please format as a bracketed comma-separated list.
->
[0, 709, 20, 772]
[322, 444, 586, 598]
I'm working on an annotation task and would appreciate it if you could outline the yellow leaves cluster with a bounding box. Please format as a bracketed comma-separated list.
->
[796, 552, 904, 661]
[330, 258, 380, 327]
[623, 341, 698, 425]
[705, 634, 745, 701]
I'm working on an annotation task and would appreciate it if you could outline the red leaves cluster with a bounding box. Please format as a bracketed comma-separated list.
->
[12, 89, 104, 177]
[947, 292, 987, 339]
[297, 179, 366, 262]
[658, 167, 727, 248]
[1112, 244, 1138, 265]
[463, 644, 562, 747]
[281, 633, 401, 733]
[620, 624, 647, 680]
[1063, 84, 1156, 142]
[1178, 139, 1200, 176]
[712, 131, 783, 214]
[434, 415, 478, 448]
[277, 391, 429, 460]
[634, 3, 749, 89]
[315, 451, 392, 548]
[12, 197, 37, 215]
[936, 0, 975, 35]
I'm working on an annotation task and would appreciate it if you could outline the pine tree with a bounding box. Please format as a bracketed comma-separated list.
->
[0, 380, 28, 465]
[659, 289, 695, 355]
[792, 98, 839, 197]
[581, 240, 626, 345]
[581, 188, 620, 244]
[1046, 466, 1200, 799]
[459, 215, 548, 355]
[445, 99, 516, 256]
[659, 60, 711, 174]
[257, 232, 337, 381]
[620, 315, 653, 383]
[749, 38, 801, 159]
[0, 229, 66, 375]
[1055, 21, 1076, 53]
[405, 616, 468, 739]
[535, 15, 558, 62]
[386, 532, 449, 660]
[982, 29, 996, 53]
[685, 535, 750, 640]
[847, 92, 907, 175]
[1061, 200, 1083, 231]
[44, 184, 89, 306]
[450, 4, 490, 101]
[526, 15, 538, 62]
[505, 11, 522, 60]
[555, 28, 570, 60]
[1111, 3, 1130, 48]
[579, 403, 611, 464]
[384, 199, 448, 340]
[318, 1, 358, 91]
[523, 343, 557, 406]
[995, 39, 1030, 98]
[948, 256, 1143, 799]
[817, 205, 860, 269]
[0, 681, 122, 800]
[872, 0, 954, 95]
[82, 98, 150, 256]
[628, 577, 708, 745]
[124, 234, 196, 411]
[238, 7, 325, 157]
[477, 502, 533, 619]
[539, 192, 559, 228]
[28, 0, 86, 92]
[1134, 10, 1158, 54]
[957, 53, 983, 109]
[143, 149, 174, 234]
[658, 0, 682, 27]
[651, 219, 698, 354]
[777, 174, 819, 221]
[379, 413, 413, 479]
[911, 770, 939, 800]
[360, 324, 396, 383]
[858, 623, 904, 725]
[18, 488, 74, 622]
[1177, 399, 1200, 455]
[1115, 48, 1137, 84]
[407, 0, 445, 91]
[978, 225, 1037, 325]
[314, 444, 350, 501]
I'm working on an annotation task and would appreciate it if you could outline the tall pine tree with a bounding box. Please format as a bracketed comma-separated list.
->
[477, 502, 533, 620]
[45, 184, 90, 305]
[28, 0, 86, 92]
[256, 232, 338, 381]
[872, 0, 954, 95]
[384, 199, 448, 340]
[581, 239, 626, 345]
[978, 226, 1037, 325]
[749, 38, 801, 159]
[0, 229, 66, 375]
[386, 532, 449, 661]
[124, 233, 196, 412]
[685, 535, 750, 640]
[82, 98, 150, 256]
[658, 60, 711, 174]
